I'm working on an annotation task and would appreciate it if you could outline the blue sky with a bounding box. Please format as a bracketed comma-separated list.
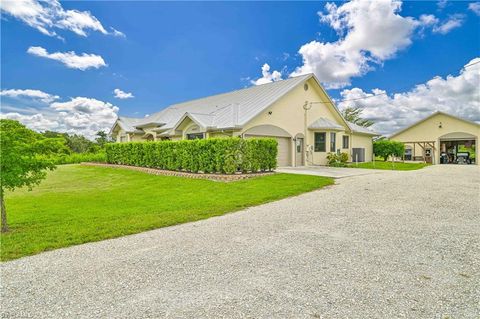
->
[1, 0, 479, 137]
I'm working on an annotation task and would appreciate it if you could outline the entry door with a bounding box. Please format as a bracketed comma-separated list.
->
[295, 138, 304, 166]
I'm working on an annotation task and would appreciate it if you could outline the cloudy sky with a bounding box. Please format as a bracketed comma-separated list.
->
[1, 0, 479, 138]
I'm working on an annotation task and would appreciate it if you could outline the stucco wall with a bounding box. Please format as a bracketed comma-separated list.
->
[391, 113, 479, 164]
[240, 77, 372, 165]
[351, 134, 374, 162]
[111, 77, 374, 166]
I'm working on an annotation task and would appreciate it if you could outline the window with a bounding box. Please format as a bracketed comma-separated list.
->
[330, 132, 336, 152]
[120, 135, 127, 142]
[314, 132, 326, 152]
[186, 133, 204, 140]
[342, 135, 349, 149]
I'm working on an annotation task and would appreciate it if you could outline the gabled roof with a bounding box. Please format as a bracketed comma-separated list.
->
[308, 117, 344, 130]
[347, 121, 379, 136]
[115, 73, 313, 132]
[389, 111, 480, 138]
[112, 116, 143, 133]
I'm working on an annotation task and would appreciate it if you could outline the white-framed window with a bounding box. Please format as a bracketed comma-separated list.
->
[186, 133, 204, 140]
[314, 132, 326, 152]
[330, 132, 336, 152]
[342, 135, 349, 149]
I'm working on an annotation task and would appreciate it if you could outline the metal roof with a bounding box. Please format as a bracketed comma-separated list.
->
[347, 121, 379, 136]
[115, 116, 144, 133]
[116, 73, 313, 131]
[308, 117, 345, 130]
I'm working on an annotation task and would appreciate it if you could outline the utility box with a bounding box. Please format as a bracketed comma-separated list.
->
[352, 148, 365, 162]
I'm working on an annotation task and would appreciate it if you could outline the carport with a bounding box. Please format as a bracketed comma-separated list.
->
[439, 132, 477, 164]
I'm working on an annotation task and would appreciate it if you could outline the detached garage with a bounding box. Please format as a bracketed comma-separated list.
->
[243, 125, 292, 167]
[390, 111, 479, 165]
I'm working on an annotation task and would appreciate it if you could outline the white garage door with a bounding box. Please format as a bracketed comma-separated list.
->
[245, 135, 291, 167]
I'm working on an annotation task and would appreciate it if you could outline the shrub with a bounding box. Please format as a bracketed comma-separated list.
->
[51, 152, 107, 165]
[105, 138, 278, 174]
[326, 152, 349, 167]
[373, 140, 405, 161]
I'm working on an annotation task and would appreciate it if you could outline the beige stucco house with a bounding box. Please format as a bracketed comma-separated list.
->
[390, 111, 479, 165]
[110, 74, 378, 166]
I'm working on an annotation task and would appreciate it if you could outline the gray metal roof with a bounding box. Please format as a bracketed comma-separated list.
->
[116, 116, 143, 133]
[347, 121, 379, 135]
[117, 74, 313, 131]
[308, 117, 345, 130]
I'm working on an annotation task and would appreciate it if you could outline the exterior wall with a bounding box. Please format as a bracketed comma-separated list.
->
[129, 134, 144, 142]
[112, 128, 148, 142]
[351, 133, 374, 162]
[240, 77, 373, 165]
[209, 131, 234, 138]
[391, 113, 480, 165]
[111, 77, 374, 166]
[114, 128, 127, 142]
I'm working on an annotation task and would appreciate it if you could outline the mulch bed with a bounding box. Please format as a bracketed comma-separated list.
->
[81, 162, 274, 181]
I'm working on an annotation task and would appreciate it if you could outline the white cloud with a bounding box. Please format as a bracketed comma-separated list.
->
[0, 0, 124, 38]
[468, 2, 480, 15]
[0, 112, 60, 131]
[419, 14, 439, 27]
[337, 58, 480, 135]
[110, 27, 126, 38]
[0, 88, 59, 103]
[113, 88, 134, 99]
[437, 0, 448, 10]
[27, 46, 107, 70]
[1, 96, 120, 139]
[287, 0, 422, 89]
[253, 0, 464, 89]
[251, 63, 283, 85]
[432, 14, 464, 34]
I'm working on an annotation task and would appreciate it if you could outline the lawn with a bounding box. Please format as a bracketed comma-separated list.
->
[348, 160, 429, 170]
[1, 165, 333, 261]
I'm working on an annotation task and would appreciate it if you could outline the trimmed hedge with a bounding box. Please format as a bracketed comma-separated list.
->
[52, 152, 106, 165]
[105, 138, 278, 174]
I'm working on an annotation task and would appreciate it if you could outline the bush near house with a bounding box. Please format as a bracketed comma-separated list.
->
[105, 138, 278, 174]
[326, 152, 349, 167]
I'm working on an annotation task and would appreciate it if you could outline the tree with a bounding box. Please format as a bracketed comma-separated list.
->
[0, 120, 67, 232]
[341, 106, 374, 127]
[373, 139, 405, 161]
[65, 134, 95, 153]
[95, 131, 112, 148]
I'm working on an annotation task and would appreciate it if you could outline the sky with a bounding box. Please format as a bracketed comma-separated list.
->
[1, 0, 479, 138]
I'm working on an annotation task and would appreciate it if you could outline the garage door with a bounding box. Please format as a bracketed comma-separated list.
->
[244, 135, 291, 167]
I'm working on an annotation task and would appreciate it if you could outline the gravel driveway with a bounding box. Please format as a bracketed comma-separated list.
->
[1, 165, 479, 318]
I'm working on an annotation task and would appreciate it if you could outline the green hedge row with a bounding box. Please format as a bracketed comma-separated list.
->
[51, 152, 107, 165]
[105, 138, 278, 174]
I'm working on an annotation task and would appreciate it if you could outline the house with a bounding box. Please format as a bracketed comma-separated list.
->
[390, 111, 479, 165]
[110, 74, 378, 166]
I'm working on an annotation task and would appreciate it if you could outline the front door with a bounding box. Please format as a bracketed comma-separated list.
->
[295, 138, 304, 166]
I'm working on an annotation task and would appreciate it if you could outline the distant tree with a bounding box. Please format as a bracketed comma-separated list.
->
[42, 131, 68, 139]
[65, 134, 95, 153]
[95, 131, 113, 148]
[0, 120, 68, 232]
[373, 140, 405, 161]
[341, 106, 374, 127]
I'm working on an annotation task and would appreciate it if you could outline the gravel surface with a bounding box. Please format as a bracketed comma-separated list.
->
[277, 166, 385, 178]
[1, 165, 479, 318]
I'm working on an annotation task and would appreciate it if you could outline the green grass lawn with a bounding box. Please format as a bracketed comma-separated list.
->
[348, 160, 429, 170]
[1, 165, 333, 261]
